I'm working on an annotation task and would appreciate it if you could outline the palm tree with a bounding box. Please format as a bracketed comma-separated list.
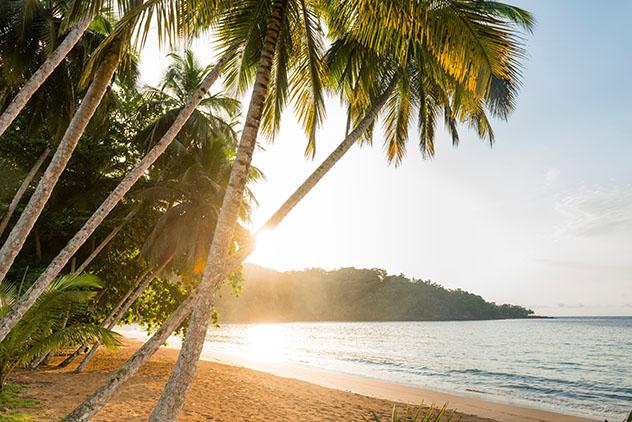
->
[2, 46, 237, 362]
[66, 1, 534, 419]
[0, 4, 148, 282]
[0, 37, 232, 345]
[72, 262, 168, 373]
[56, 263, 150, 369]
[0, 148, 50, 238]
[74, 48, 239, 276]
[0, 1, 99, 239]
[149, 0, 325, 414]
[0, 0, 100, 138]
[0, 0, 210, 137]
[150, 1, 534, 419]
[69, 51, 255, 371]
[75, 135, 262, 373]
[0, 37, 124, 284]
[137, 49, 240, 171]
[0, 0, 226, 285]
[0, 273, 118, 390]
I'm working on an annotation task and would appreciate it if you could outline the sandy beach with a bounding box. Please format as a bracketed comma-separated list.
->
[9, 338, 596, 421]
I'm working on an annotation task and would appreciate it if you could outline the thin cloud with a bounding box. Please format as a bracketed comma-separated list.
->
[554, 185, 632, 237]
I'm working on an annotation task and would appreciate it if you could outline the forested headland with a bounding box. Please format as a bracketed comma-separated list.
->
[216, 265, 534, 322]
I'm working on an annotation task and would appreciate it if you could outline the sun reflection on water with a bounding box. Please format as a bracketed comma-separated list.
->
[242, 324, 288, 363]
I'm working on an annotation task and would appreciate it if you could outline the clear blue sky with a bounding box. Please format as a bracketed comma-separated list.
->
[141, 1, 632, 316]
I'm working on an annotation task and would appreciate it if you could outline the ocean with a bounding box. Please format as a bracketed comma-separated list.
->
[202, 317, 632, 420]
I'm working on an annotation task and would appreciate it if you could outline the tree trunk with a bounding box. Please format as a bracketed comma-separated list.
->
[0, 17, 93, 138]
[258, 74, 400, 232]
[56, 267, 151, 369]
[61, 251, 247, 422]
[149, 2, 287, 420]
[0, 45, 121, 284]
[62, 70, 398, 422]
[75, 207, 138, 274]
[0, 54, 230, 343]
[29, 351, 49, 369]
[0, 148, 50, 238]
[75, 258, 170, 373]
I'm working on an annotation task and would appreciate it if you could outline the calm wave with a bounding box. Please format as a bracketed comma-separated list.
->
[204, 317, 632, 420]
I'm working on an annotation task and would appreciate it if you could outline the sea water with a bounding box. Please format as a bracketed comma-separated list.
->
[203, 317, 632, 420]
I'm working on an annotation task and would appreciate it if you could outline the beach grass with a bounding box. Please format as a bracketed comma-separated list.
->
[0, 383, 39, 421]
[366, 404, 457, 422]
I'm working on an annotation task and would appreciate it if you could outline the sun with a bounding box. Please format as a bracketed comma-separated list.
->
[248, 228, 284, 267]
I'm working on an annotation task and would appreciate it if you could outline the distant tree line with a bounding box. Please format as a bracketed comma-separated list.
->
[216, 265, 534, 322]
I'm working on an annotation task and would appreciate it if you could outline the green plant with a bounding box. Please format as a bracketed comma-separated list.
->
[0, 274, 119, 390]
[0, 383, 39, 421]
[625, 409, 631, 422]
[365, 404, 457, 422]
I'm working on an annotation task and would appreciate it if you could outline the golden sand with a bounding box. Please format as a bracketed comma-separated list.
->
[10, 339, 594, 421]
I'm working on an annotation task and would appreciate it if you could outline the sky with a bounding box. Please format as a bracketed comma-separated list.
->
[139, 1, 632, 316]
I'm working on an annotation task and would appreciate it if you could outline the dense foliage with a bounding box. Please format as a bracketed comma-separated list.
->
[0, 46, 249, 334]
[215, 265, 534, 322]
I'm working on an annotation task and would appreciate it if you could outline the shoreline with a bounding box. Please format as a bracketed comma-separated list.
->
[119, 328, 596, 422]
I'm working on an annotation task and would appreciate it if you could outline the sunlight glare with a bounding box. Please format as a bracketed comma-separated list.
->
[249, 229, 284, 267]
[243, 324, 288, 363]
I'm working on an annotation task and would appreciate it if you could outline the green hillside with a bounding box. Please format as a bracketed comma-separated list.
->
[215, 265, 534, 322]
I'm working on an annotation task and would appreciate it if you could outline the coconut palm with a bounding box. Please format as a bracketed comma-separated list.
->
[149, 0, 329, 417]
[71, 49, 257, 371]
[0, 0, 212, 137]
[150, 1, 533, 419]
[52, 49, 244, 369]
[136, 49, 240, 172]
[0, 0, 232, 288]
[73, 48, 239, 276]
[138, 136, 261, 278]
[0, 0, 101, 138]
[0, 5, 119, 241]
[0, 11, 234, 344]
[0, 273, 118, 390]
[74, 133, 262, 373]
[0, 4, 141, 283]
[0, 2, 88, 239]
[66, 1, 534, 419]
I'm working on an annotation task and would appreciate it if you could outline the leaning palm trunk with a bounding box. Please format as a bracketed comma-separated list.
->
[63, 71, 398, 422]
[56, 267, 152, 369]
[75, 257, 170, 372]
[0, 55, 230, 343]
[0, 148, 50, 237]
[0, 17, 93, 138]
[148, 2, 287, 420]
[74, 272, 155, 373]
[259, 74, 400, 232]
[75, 207, 138, 274]
[62, 250, 248, 422]
[0, 45, 121, 284]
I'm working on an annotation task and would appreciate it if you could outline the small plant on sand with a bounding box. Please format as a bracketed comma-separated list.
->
[0, 274, 120, 389]
[365, 404, 458, 422]
[0, 383, 39, 421]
